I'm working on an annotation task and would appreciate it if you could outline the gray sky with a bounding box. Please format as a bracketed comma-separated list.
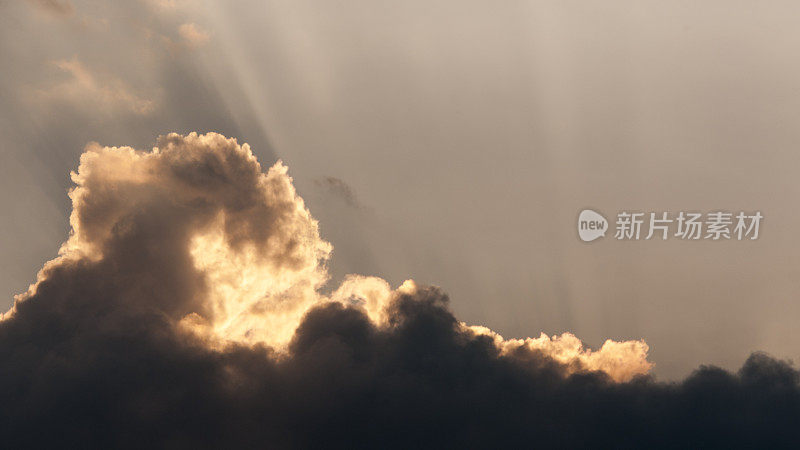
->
[3, 0, 800, 379]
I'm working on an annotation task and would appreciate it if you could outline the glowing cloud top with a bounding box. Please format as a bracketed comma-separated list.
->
[9, 132, 651, 382]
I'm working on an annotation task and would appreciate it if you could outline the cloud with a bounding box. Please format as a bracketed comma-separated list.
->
[142, 0, 194, 14]
[1, 132, 798, 447]
[160, 22, 211, 54]
[468, 324, 652, 383]
[26, 0, 74, 17]
[315, 176, 364, 209]
[178, 22, 210, 48]
[34, 57, 156, 115]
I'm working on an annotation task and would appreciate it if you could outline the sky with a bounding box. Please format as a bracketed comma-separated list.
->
[3, 2, 800, 446]
[3, 0, 800, 384]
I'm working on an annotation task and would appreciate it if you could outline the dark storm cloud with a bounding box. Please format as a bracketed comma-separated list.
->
[2, 269, 799, 448]
[0, 132, 798, 449]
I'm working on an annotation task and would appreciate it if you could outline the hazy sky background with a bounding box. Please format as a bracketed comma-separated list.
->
[3, 0, 800, 379]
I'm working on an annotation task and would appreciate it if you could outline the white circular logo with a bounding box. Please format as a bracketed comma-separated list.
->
[578, 209, 607, 242]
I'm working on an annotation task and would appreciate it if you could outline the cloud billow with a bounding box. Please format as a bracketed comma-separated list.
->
[1, 132, 798, 449]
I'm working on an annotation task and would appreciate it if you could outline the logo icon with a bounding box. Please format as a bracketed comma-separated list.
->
[578, 209, 608, 242]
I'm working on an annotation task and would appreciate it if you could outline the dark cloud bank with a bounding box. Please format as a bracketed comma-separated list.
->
[1, 133, 798, 449]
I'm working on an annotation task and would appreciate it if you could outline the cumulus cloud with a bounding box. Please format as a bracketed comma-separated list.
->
[468, 325, 652, 383]
[1, 132, 799, 448]
[34, 57, 156, 115]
